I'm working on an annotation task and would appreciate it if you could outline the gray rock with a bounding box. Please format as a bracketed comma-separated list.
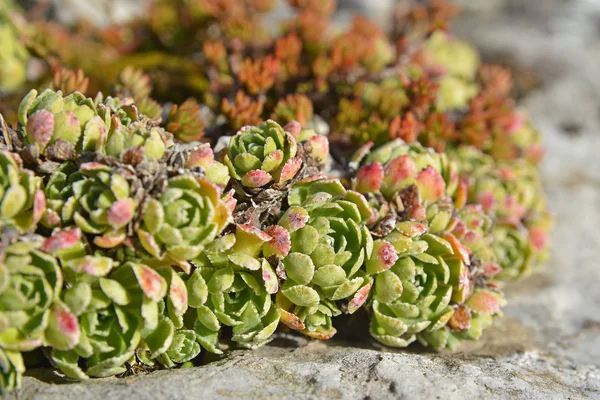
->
[20, 1, 600, 398]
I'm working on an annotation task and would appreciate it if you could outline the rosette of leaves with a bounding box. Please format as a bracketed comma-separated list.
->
[457, 65, 545, 164]
[136, 174, 232, 264]
[52, 68, 90, 96]
[335, 79, 408, 146]
[126, 258, 200, 369]
[351, 139, 459, 227]
[352, 141, 502, 349]
[17, 89, 110, 163]
[451, 146, 551, 280]
[223, 120, 303, 189]
[40, 161, 77, 229]
[0, 150, 45, 233]
[0, 230, 94, 393]
[419, 31, 480, 111]
[221, 91, 264, 131]
[421, 288, 505, 350]
[0, 235, 81, 356]
[166, 99, 205, 143]
[264, 176, 374, 339]
[51, 257, 170, 380]
[271, 94, 314, 127]
[43, 162, 138, 248]
[452, 202, 497, 267]
[111, 67, 162, 120]
[17, 89, 172, 165]
[188, 224, 280, 350]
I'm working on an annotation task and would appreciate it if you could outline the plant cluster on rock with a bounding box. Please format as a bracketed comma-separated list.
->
[0, 0, 551, 393]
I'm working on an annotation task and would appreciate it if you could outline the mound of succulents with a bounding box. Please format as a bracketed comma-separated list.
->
[0, 0, 552, 394]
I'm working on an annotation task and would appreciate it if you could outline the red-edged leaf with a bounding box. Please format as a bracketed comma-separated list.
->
[483, 262, 502, 277]
[307, 135, 329, 164]
[302, 328, 336, 340]
[366, 241, 398, 275]
[186, 145, 214, 169]
[241, 169, 272, 187]
[107, 198, 135, 229]
[79, 162, 111, 173]
[415, 166, 445, 202]
[467, 291, 500, 316]
[283, 120, 302, 139]
[33, 189, 46, 224]
[448, 305, 471, 331]
[222, 189, 237, 214]
[279, 309, 305, 331]
[41, 228, 81, 252]
[347, 281, 373, 314]
[93, 232, 126, 248]
[529, 227, 548, 251]
[382, 155, 417, 195]
[355, 162, 383, 194]
[277, 157, 302, 183]
[26, 110, 54, 147]
[238, 224, 272, 242]
[134, 264, 167, 301]
[264, 225, 292, 257]
[442, 233, 471, 265]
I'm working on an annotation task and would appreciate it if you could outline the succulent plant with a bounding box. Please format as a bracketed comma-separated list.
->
[224, 120, 303, 189]
[0, 236, 74, 354]
[221, 91, 265, 131]
[154, 328, 201, 368]
[0, 229, 94, 392]
[0, 151, 45, 233]
[422, 287, 505, 349]
[17, 90, 109, 162]
[419, 31, 480, 111]
[351, 139, 459, 225]
[51, 260, 169, 379]
[266, 176, 374, 339]
[136, 174, 232, 264]
[113, 67, 163, 121]
[238, 56, 280, 96]
[114, 66, 153, 105]
[352, 140, 503, 349]
[191, 224, 280, 350]
[271, 94, 314, 127]
[52, 68, 90, 96]
[43, 162, 138, 248]
[17, 89, 172, 165]
[451, 146, 551, 280]
[166, 99, 205, 143]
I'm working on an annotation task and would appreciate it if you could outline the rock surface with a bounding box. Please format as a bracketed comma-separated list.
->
[21, 1, 600, 398]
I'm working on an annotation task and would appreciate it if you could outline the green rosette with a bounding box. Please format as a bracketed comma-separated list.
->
[265, 176, 374, 339]
[353, 140, 504, 350]
[191, 224, 280, 350]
